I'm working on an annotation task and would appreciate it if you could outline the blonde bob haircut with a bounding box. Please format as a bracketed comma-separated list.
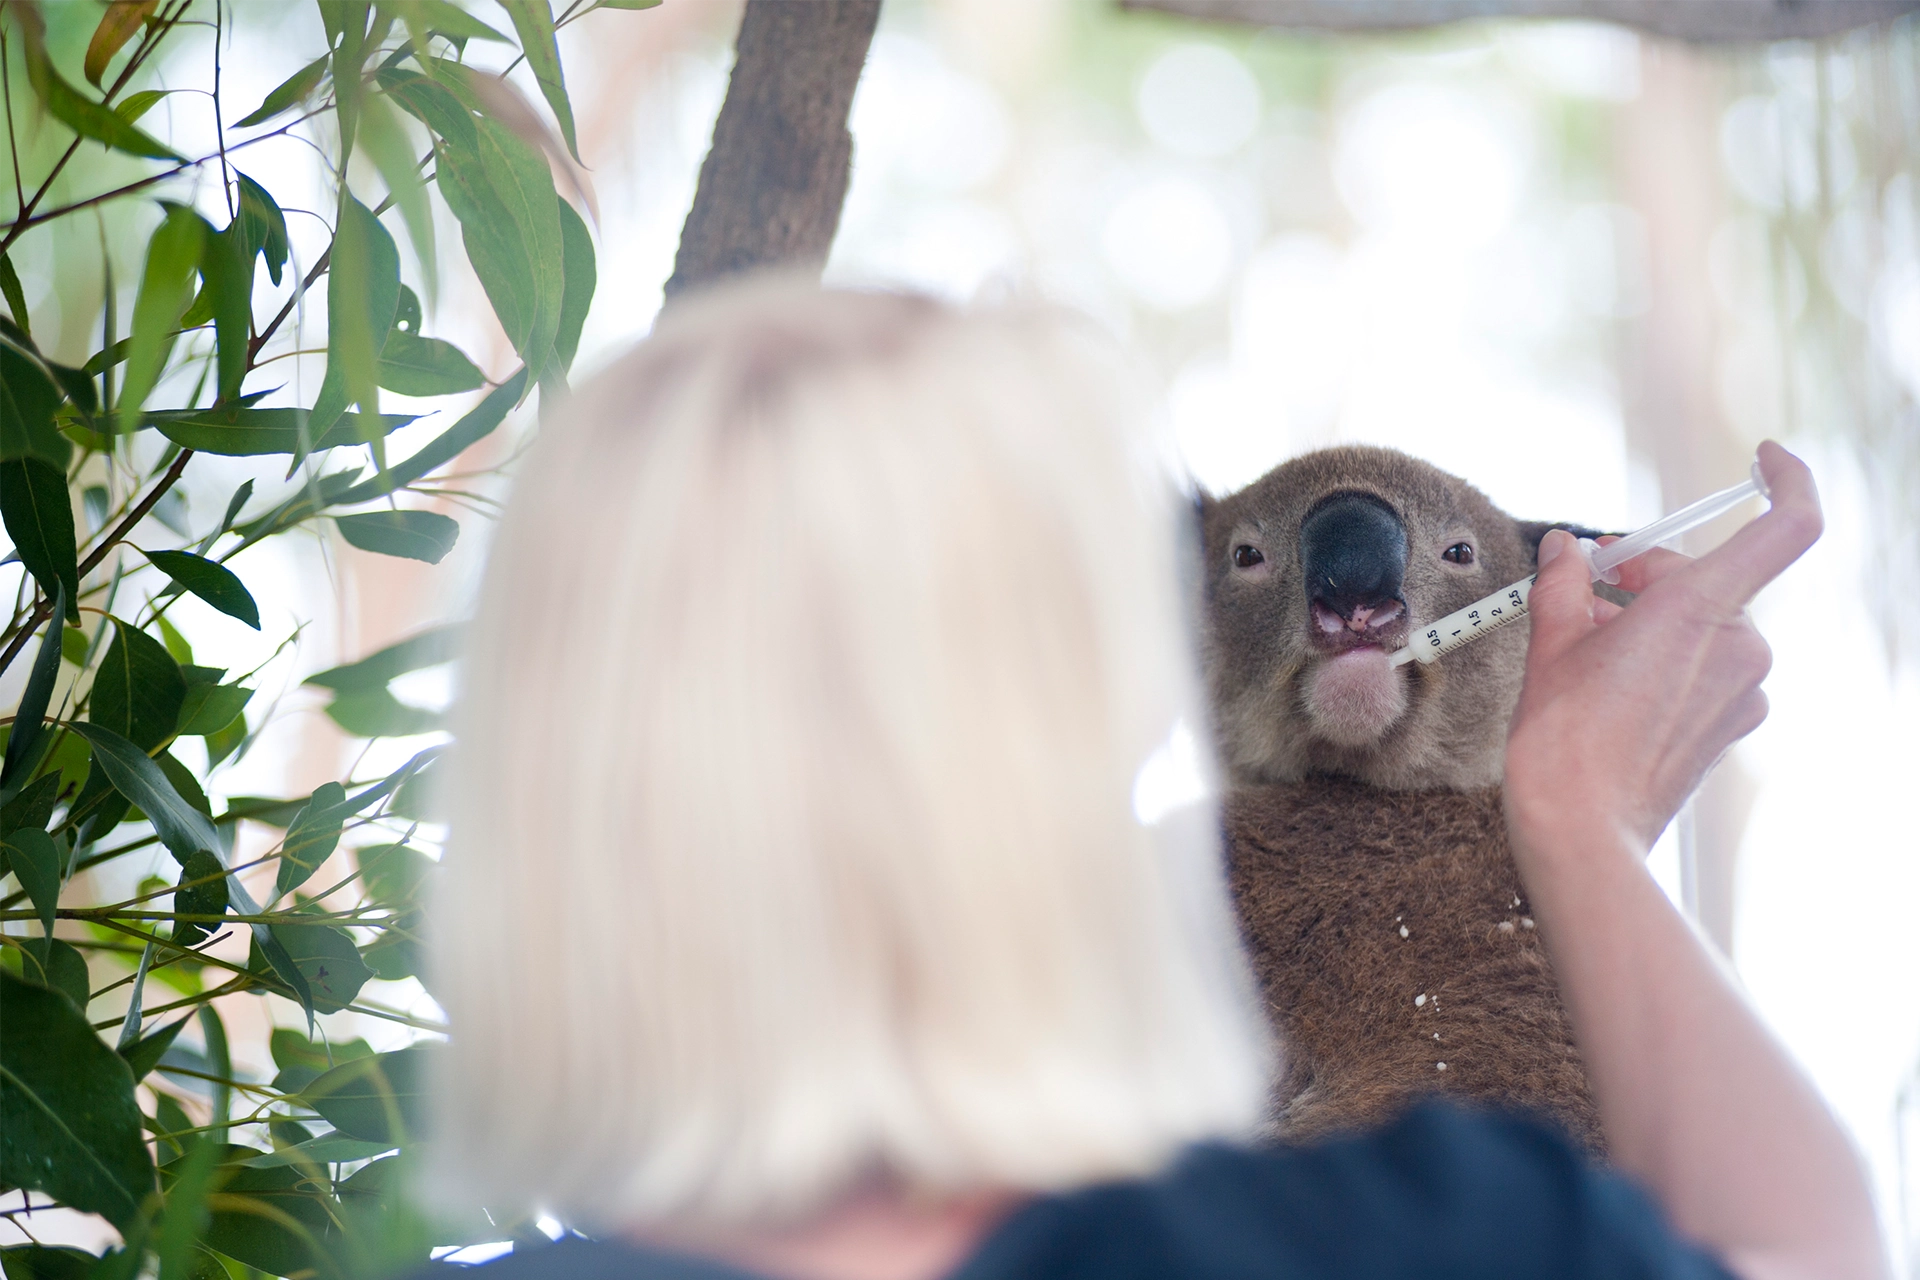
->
[432, 275, 1273, 1232]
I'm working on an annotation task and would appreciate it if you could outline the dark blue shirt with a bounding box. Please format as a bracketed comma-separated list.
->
[438, 1104, 1735, 1280]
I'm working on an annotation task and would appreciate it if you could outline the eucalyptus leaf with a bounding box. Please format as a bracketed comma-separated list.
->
[199, 223, 254, 403]
[0, 457, 79, 616]
[256, 922, 371, 1015]
[38, 939, 91, 1011]
[275, 782, 345, 897]
[119, 204, 207, 421]
[146, 407, 416, 456]
[233, 52, 330, 128]
[233, 173, 289, 286]
[322, 687, 443, 738]
[436, 118, 563, 375]
[308, 194, 402, 460]
[0, 254, 29, 336]
[500, 0, 579, 161]
[309, 626, 461, 693]
[15, 11, 181, 162]
[305, 1046, 435, 1144]
[91, 618, 187, 752]
[113, 88, 170, 124]
[0, 970, 155, 1231]
[0, 335, 69, 466]
[66, 724, 219, 867]
[3, 829, 62, 945]
[334, 509, 459, 563]
[335, 365, 526, 504]
[376, 331, 483, 396]
[172, 849, 229, 949]
[118, 1016, 190, 1083]
[84, 2, 159, 87]
[554, 196, 595, 374]
[0, 587, 67, 789]
[176, 682, 252, 737]
[144, 550, 260, 629]
[0, 773, 63, 842]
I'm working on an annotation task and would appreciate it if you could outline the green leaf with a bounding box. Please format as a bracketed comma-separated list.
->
[171, 849, 229, 949]
[66, 724, 220, 867]
[357, 842, 432, 909]
[84, 2, 159, 87]
[376, 331, 483, 396]
[305, 1046, 434, 1143]
[91, 619, 187, 752]
[233, 52, 330, 128]
[153, 1130, 219, 1280]
[3, 828, 62, 944]
[358, 91, 436, 303]
[15, 936, 89, 1013]
[334, 510, 459, 563]
[157, 752, 211, 818]
[0, 772, 62, 841]
[436, 118, 563, 374]
[0, 970, 155, 1230]
[198, 1004, 231, 1139]
[0, 1246, 96, 1280]
[554, 197, 595, 374]
[405, 0, 510, 45]
[186, 1154, 332, 1277]
[119, 204, 207, 421]
[233, 173, 289, 286]
[0, 254, 29, 337]
[13, 7, 180, 161]
[335, 365, 526, 504]
[500, 0, 579, 161]
[1, 587, 66, 789]
[309, 194, 402, 460]
[117, 1015, 188, 1083]
[199, 225, 254, 404]
[275, 782, 345, 898]
[309, 625, 462, 693]
[393, 283, 423, 333]
[378, 65, 476, 150]
[113, 88, 170, 124]
[0, 458, 78, 618]
[145, 406, 416, 456]
[156, 618, 195, 667]
[144, 550, 260, 629]
[0, 330, 69, 466]
[177, 682, 252, 738]
[257, 922, 372, 1014]
[322, 687, 443, 738]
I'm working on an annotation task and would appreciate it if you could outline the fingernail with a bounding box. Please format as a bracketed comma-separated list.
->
[1538, 530, 1568, 566]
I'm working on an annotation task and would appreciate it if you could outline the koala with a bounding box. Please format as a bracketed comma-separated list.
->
[1198, 445, 1612, 1151]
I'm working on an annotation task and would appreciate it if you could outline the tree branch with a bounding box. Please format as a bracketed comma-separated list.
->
[664, 0, 882, 299]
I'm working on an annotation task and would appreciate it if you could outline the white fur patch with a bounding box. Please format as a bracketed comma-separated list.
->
[1304, 648, 1408, 746]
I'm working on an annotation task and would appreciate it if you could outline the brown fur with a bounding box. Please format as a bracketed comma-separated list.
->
[1226, 777, 1603, 1151]
[1198, 447, 1614, 1152]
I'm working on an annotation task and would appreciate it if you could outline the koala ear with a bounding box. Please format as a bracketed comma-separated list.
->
[1515, 519, 1618, 565]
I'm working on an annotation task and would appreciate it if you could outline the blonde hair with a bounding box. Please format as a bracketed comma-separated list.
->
[431, 276, 1272, 1232]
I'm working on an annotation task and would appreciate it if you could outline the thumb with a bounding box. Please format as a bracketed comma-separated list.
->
[1526, 529, 1597, 667]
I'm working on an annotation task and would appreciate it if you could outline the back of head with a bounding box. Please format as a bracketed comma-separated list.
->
[432, 276, 1271, 1233]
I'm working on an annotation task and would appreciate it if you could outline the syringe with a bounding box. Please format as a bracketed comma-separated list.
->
[1388, 461, 1772, 668]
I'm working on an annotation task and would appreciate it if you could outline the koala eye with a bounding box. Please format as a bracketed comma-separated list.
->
[1231, 544, 1265, 569]
[1442, 542, 1474, 565]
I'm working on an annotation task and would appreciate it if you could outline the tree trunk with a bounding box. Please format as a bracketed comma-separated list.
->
[1615, 40, 1756, 958]
[665, 0, 883, 299]
[1118, 0, 1918, 41]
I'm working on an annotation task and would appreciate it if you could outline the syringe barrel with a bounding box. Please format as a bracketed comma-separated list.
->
[1390, 577, 1534, 666]
[1587, 470, 1767, 580]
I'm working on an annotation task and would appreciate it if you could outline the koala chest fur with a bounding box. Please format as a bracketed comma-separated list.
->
[1226, 777, 1602, 1151]
[1199, 445, 1613, 1153]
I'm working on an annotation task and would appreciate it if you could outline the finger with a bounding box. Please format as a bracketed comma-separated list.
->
[1525, 529, 1599, 667]
[1607, 547, 1692, 595]
[1590, 597, 1624, 625]
[1687, 442, 1823, 609]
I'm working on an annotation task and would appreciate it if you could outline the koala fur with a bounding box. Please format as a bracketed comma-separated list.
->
[1199, 445, 1610, 1151]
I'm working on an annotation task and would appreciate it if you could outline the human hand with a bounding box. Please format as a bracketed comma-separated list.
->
[1504, 441, 1822, 863]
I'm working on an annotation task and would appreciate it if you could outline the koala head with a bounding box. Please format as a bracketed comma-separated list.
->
[1198, 445, 1600, 792]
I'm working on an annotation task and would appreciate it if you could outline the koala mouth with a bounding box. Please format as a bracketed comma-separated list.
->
[1302, 600, 1411, 746]
[1308, 598, 1407, 653]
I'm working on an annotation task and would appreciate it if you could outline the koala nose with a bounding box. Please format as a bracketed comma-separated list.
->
[1300, 493, 1408, 627]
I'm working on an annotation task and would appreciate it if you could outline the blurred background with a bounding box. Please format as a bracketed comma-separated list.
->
[5, 0, 1918, 1268]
